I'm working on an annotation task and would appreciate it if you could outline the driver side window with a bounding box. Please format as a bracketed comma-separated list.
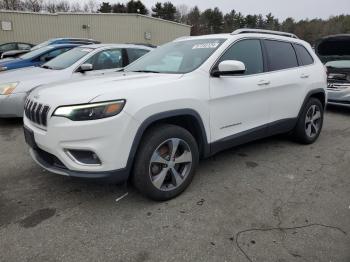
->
[218, 39, 264, 75]
[85, 49, 123, 70]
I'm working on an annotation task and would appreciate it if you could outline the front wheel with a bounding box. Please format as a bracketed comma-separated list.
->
[133, 124, 199, 201]
[293, 98, 324, 144]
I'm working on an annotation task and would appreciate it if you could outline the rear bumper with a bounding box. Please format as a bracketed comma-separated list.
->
[29, 146, 129, 183]
[0, 92, 26, 117]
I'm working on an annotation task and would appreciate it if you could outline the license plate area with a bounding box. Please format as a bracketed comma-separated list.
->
[23, 126, 38, 149]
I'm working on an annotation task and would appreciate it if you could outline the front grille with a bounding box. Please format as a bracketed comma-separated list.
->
[24, 98, 50, 126]
[327, 82, 350, 90]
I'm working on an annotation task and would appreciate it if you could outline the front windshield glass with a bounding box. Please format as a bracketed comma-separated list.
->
[325, 60, 350, 68]
[43, 47, 94, 70]
[20, 46, 55, 60]
[125, 38, 226, 74]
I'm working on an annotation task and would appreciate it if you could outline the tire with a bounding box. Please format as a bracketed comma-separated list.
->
[293, 98, 324, 144]
[133, 124, 199, 201]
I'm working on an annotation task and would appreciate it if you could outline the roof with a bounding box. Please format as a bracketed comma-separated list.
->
[0, 10, 191, 28]
[79, 43, 154, 50]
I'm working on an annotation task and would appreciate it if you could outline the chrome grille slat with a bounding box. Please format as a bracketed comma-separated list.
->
[25, 99, 50, 127]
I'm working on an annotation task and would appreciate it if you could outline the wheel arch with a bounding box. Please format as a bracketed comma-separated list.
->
[298, 88, 326, 119]
[125, 109, 210, 178]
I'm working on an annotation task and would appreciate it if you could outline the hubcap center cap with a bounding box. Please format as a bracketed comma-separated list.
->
[168, 161, 175, 169]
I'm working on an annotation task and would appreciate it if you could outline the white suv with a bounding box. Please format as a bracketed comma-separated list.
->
[24, 29, 327, 200]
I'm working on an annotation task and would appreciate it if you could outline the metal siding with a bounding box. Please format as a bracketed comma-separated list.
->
[0, 11, 191, 45]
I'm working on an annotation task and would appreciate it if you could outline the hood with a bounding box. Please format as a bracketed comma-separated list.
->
[0, 58, 16, 63]
[0, 67, 66, 93]
[315, 34, 350, 63]
[29, 72, 183, 106]
[0, 58, 23, 66]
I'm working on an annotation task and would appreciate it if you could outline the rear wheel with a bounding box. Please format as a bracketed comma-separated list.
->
[293, 98, 324, 144]
[133, 124, 199, 201]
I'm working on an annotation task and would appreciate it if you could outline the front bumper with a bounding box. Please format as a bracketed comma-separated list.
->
[24, 111, 140, 180]
[327, 86, 350, 107]
[0, 92, 27, 117]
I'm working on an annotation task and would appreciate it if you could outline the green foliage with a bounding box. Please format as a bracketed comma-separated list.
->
[98, 2, 112, 13]
[152, 2, 176, 21]
[126, 0, 148, 15]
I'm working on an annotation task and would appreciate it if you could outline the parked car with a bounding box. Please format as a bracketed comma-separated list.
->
[0, 44, 152, 117]
[0, 42, 33, 57]
[315, 34, 350, 107]
[1, 49, 31, 59]
[0, 44, 81, 72]
[23, 29, 327, 200]
[31, 38, 100, 51]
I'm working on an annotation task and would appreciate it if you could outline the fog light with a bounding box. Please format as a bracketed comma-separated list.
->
[65, 149, 101, 165]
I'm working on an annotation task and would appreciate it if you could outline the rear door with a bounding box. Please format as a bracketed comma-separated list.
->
[262, 39, 305, 124]
[126, 48, 150, 64]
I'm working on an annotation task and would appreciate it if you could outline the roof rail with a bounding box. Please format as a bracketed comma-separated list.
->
[232, 28, 298, 39]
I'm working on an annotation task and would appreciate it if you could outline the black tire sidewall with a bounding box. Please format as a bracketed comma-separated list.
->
[133, 124, 199, 201]
[294, 98, 324, 144]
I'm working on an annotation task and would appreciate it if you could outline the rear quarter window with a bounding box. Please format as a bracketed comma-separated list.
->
[294, 44, 314, 66]
[264, 40, 298, 71]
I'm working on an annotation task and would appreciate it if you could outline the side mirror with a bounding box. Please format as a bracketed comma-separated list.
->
[212, 60, 246, 77]
[79, 63, 93, 73]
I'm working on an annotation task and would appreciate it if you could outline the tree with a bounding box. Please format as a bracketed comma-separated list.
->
[126, 0, 148, 15]
[200, 7, 224, 34]
[83, 0, 97, 13]
[98, 2, 112, 13]
[187, 6, 201, 35]
[23, 0, 43, 12]
[70, 2, 81, 12]
[112, 3, 127, 13]
[152, 2, 176, 21]
[175, 4, 188, 23]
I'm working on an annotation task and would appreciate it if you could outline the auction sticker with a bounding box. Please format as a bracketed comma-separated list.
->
[192, 42, 220, 49]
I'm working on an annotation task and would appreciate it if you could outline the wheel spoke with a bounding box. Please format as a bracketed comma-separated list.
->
[152, 167, 169, 189]
[306, 123, 312, 137]
[170, 138, 180, 159]
[151, 151, 168, 165]
[174, 150, 192, 164]
[313, 110, 321, 121]
[311, 123, 318, 134]
[170, 168, 183, 186]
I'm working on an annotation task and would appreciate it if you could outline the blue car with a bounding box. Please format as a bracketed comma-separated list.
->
[0, 44, 81, 72]
[31, 38, 100, 50]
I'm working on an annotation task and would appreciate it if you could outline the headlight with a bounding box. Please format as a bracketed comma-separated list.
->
[53, 100, 125, 121]
[0, 66, 8, 72]
[0, 82, 18, 95]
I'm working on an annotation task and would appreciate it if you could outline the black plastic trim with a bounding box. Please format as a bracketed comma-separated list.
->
[210, 118, 297, 155]
[297, 88, 326, 118]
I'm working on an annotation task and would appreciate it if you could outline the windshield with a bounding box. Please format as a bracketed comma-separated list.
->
[325, 60, 350, 69]
[20, 46, 55, 60]
[31, 40, 53, 50]
[43, 47, 93, 70]
[125, 38, 226, 74]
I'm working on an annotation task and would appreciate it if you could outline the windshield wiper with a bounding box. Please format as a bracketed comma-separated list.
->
[41, 65, 53, 69]
[131, 70, 160, 73]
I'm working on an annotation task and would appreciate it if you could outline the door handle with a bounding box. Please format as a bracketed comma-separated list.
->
[257, 80, 270, 86]
[301, 74, 310, 79]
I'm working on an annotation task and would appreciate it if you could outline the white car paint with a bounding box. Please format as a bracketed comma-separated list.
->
[24, 32, 327, 181]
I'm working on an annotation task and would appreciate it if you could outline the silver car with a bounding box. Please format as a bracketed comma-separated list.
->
[326, 60, 350, 107]
[0, 44, 152, 117]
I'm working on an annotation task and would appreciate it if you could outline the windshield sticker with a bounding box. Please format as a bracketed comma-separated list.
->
[192, 42, 220, 49]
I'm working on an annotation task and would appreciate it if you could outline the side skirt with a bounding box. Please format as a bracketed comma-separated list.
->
[209, 118, 297, 156]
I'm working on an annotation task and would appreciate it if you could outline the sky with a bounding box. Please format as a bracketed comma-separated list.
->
[93, 0, 350, 21]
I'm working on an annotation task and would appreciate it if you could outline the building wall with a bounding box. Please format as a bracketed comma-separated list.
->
[0, 11, 191, 45]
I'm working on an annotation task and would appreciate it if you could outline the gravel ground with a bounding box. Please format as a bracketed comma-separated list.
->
[0, 106, 349, 262]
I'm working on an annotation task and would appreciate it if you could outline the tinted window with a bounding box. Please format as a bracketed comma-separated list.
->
[294, 44, 314, 66]
[18, 43, 32, 50]
[86, 49, 123, 70]
[127, 48, 150, 63]
[0, 43, 16, 51]
[39, 48, 71, 62]
[264, 40, 298, 71]
[20, 46, 56, 59]
[125, 39, 226, 74]
[217, 39, 264, 75]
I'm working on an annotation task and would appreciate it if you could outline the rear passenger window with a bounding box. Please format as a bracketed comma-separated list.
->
[127, 48, 149, 63]
[294, 44, 314, 66]
[264, 40, 298, 71]
[218, 39, 264, 75]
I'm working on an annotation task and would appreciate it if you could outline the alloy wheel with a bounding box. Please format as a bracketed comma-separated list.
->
[305, 105, 321, 138]
[149, 138, 192, 191]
